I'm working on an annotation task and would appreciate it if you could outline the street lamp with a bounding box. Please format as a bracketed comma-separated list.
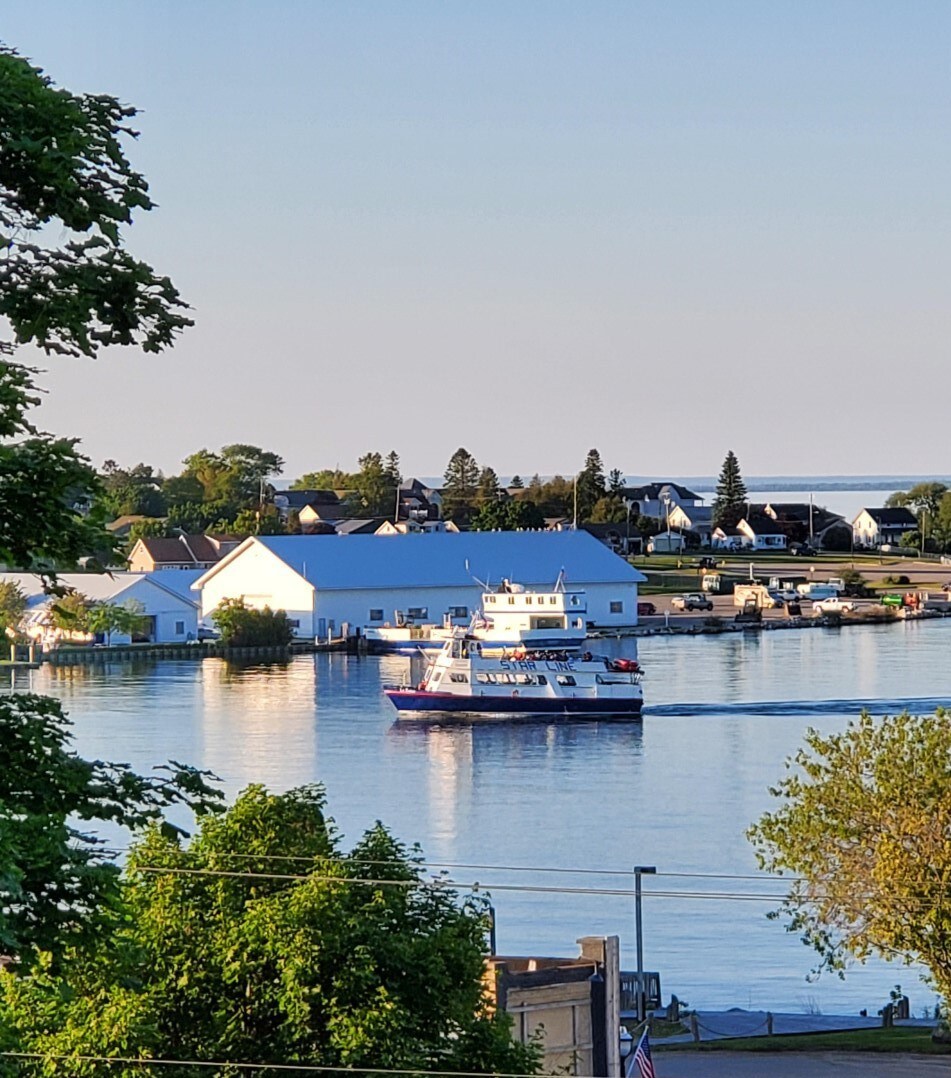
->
[634, 865, 656, 1022]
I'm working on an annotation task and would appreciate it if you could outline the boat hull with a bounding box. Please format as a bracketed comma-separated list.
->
[384, 688, 643, 721]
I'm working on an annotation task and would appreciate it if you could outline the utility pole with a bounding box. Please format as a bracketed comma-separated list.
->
[634, 865, 656, 1022]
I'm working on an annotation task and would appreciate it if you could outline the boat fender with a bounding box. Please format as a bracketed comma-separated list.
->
[512, 690, 519, 697]
[418, 680, 427, 691]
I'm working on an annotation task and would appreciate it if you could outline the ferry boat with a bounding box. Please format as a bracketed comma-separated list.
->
[383, 582, 643, 721]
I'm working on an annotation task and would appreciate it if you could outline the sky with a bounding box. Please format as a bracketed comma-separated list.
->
[4, 2, 949, 482]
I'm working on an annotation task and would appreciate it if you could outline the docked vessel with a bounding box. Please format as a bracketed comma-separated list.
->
[383, 582, 643, 721]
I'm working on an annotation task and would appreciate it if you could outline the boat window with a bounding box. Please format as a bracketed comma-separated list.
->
[449, 606, 468, 618]
[536, 675, 547, 685]
[449, 673, 468, 683]
[526, 596, 532, 604]
[408, 607, 428, 619]
[556, 675, 577, 686]
[570, 595, 580, 606]
[515, 673, 534, 685]
[369, 609, 384, 622]
[486, 595, 495, 604]
[550, 597, 557, 604]
[508, 596, 516, 604]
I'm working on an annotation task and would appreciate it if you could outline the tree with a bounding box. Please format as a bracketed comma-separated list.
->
[476, 465, 502, 505]
[589, 496, 627, 524]
[712, 450, 748, 527]
[347, 451, 399, 517]
[0, 785, 539, 1077]
[576, 449, 606, 522]
[0, 580, 26, 638]
[98, 461, 166, 519]
[607, 468, 625, 497]
[0, 47, 192, 359]
[749, 709, 951, 1006]
[86, 599, 148, 645]
[211, 597, 294, 647]
[48, 590, 90, 633]
[291, 468, 355, 491]
[442, 448, 480, 522]
[470, 499, 544, 531]
[0, 693, 220, 964]
[509, 474, 524, 489]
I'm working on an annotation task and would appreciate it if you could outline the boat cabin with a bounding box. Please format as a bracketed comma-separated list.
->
[481, 581, 587, 636]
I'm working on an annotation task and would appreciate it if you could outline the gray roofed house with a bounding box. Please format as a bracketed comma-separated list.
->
[853, 506, 919, 548]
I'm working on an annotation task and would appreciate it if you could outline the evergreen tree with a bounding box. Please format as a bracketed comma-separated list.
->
[442, 448, 480, 522]
[712, 449, 748, 527]
[509, 474, 524, 489]
[476, 466, 502, 505]
[607, 469, 625, 497]
[576, 449, 606, 522]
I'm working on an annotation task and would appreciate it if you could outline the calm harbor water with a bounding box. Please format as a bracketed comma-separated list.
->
[6, 617, 950, 1016]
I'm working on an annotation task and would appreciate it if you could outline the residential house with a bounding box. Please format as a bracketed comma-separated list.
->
[621, 482, 704, 524]
[712, 525, 744, 550]
[761, 503, 849, 549]
[736, 514, 787, 550]
[192, 531, 647, 638]
[580, 522, 643, 556]
[398, 478, 442, 522]
[272, 489, 341, 522]
[127, 534, 239, 573]
[666, 504, 714, 546]
[376, 519, 460, 535]
[853, 507, 919, 548]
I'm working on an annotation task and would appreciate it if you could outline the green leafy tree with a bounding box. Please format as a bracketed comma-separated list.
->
[211, 597, 294, 647]
[589, 496, 627, 524]
[0, 784, 539, 1077]
[48, 590, 90, 633]
[749, 709, 951, 1006]
[291, 468, 355, 491]
[347, 451, 399, 517]
[524, 474, 573, 518]
[470, 499, 544, 531]
[98, 461, 166, 519]
[0, 580, 27, 638]
[0, 693, 221, 964]
[86, 599, 148, 645]
[442, 447, 480, 522]
[712, 449, 748, 527]
[0, 47, 192, 359]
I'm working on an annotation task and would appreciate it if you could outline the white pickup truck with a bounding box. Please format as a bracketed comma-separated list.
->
[812, 596, 856, 615]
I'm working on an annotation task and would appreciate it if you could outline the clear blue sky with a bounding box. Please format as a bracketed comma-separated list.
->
[4, 2, 949, 482]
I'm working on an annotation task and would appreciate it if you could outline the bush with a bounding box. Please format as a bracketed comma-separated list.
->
[211, 597, 294, 647]
[884, 574, 911, 587]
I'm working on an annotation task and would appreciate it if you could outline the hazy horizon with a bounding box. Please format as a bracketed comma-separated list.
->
[5, 2, 949, 478]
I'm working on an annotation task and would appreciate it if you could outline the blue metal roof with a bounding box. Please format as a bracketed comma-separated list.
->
[254, 532, 645, 591]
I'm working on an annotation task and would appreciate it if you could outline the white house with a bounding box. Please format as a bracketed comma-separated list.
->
[622, 482, 703, 521]
[0, 570, 201, 645]
[736, 514, 787, 550]
[852, 507, 919, 548]
[666, 504, 714, 546]
[192, 532, 647, 637]
[647, 530, 686, 554]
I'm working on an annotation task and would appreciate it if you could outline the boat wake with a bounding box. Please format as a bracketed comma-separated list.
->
[646, 695, 951, 718]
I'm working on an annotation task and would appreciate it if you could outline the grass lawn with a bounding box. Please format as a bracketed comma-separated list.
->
[660, 1027, 949, 1054]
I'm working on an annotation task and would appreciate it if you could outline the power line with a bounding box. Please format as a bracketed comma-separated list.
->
[0, 1052, 587, 1078]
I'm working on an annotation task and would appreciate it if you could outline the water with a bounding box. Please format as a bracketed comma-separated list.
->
[750, 489, 902, 525]
[6, 618, 950, 1017]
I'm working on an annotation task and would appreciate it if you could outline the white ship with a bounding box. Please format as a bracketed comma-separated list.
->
[383, 582, 643, 721]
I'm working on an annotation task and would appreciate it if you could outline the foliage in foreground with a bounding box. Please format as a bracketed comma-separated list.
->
[0, 785, 541, 1078]
[749, 709, 951, 1006]
[0, 693, 222, 963]
[211, 596, 295, 647]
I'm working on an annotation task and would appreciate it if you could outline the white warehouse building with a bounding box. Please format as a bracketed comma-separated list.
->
[193, 532, 647, 638]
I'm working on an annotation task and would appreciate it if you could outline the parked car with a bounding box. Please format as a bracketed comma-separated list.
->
[773, 587, 801, 602]
[812, 597, 856, 615]
[637, 601, 657, 616]
[670, 593, 714, 612]
[788, 542, 816, 557]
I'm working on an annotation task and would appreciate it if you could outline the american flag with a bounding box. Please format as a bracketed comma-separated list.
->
[632, 1028, 656, 1078]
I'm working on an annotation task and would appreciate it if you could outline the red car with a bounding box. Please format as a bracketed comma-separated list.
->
[637, 601, 657, 616]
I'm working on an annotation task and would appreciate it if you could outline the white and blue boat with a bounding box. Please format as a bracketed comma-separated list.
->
[383, 581, 643, 721]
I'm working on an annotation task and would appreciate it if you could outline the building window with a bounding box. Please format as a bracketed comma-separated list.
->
[175, 620, 185, 635]
[407, 607, 428, 620]
[610, 601, 623, 614]
[369, 609, 384, 622]
[449, 606, 468, 618]
[287, 619, 300, 629]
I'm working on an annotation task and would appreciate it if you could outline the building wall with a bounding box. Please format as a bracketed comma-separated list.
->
[197, 543, 316, 637]
[505, 978, 594, 1075]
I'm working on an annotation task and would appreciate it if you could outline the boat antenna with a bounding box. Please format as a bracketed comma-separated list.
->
[465, 558, 490, 590]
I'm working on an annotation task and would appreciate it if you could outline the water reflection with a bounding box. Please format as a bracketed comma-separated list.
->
[4, 620, 950, 1014]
